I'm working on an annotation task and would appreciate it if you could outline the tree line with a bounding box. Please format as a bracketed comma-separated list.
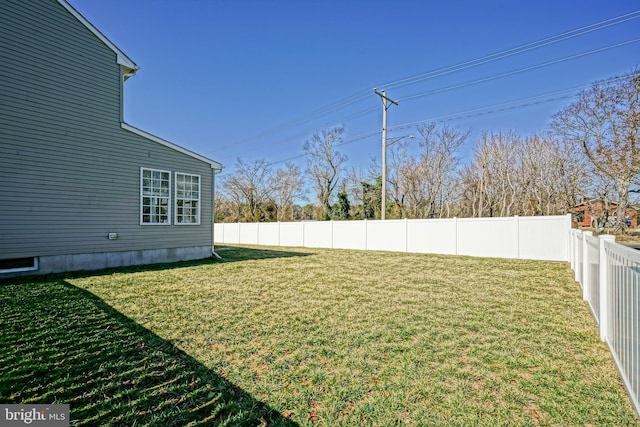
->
[216, 70, 640, 233]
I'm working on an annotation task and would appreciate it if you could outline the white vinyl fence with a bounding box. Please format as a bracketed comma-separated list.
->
[214, 214, 572, 261]
[569, 229, 640, 417]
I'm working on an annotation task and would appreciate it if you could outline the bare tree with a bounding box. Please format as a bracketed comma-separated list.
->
[273, 162, 305, 222]
[386, 124, 467, 218]
[344, 162, 379, 219]
[303, 127, 347, 220]
[387, 140, 411, 218]
[220, 158, 274, 222]
[457, 130, 590, 219]
[457, 131, 517, 217]
[457, 162, 482, 217]
[552, 70, 640, 233]
[515, 134, 569, 216]
[419, 124, 468, 218]
[549, 132, 589, 216]
[213, 193, 237, 223]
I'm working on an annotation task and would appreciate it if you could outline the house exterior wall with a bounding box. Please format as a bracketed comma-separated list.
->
[0, 0, 216, 276]
[574, 202, 638, 228]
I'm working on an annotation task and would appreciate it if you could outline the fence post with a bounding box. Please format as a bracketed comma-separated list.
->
[565, 214, 572, 262]
[568, 230, 574, 270]
[582, 231, 592, 300]
[405, 218, 409, 253]
[331, 220, 334, 249]
[573, 230, 582, 286]
[302, 221, 306, 248]
[364, 219, 368, 251]
[573, 229, 578, 270]
[514, 215, 520, 259]
[598, 235, 615, 342]
[453, 217, 458, 256]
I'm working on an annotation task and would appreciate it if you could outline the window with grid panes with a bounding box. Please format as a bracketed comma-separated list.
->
[175, 173, 200, 224]
[141, 168, 171, 224]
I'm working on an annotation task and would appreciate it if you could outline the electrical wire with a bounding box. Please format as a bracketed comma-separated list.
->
[265, 74, 632, 166]
[210, 10, 640, 154]
[246, 40, 639, 164]
[398, 38, 640, 103]
[391, 75, 630, 132]
[379, 10, 640, 91]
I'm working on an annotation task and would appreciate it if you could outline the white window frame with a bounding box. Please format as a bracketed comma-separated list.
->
[175, 172, 201, 225]
[0, 257, 39, 274]
[140, 168, 171, 225]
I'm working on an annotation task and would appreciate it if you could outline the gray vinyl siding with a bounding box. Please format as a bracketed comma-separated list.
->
[0, 0, 214, 261]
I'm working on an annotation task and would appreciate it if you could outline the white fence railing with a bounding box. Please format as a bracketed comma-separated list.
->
[215, 215, 572, 261]
[569, 229, 640, 417]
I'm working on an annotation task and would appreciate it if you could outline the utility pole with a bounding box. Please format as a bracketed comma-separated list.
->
[374, 88, 398, 220]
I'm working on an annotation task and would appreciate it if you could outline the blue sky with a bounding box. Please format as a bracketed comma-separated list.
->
[68, 0, 640, 175]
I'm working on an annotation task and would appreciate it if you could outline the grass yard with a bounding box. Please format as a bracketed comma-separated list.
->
[1, 245, 638, 426]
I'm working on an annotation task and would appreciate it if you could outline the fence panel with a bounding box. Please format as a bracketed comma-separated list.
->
[303, 221, 332, 248]
[258, 222, 279, 246]
[585, 234, 600, 323]
[280, 222, 304, 247]
[333, 220, 366, 250]
[213, 223, 224, 243]
[223, 222, 241, 244]
[456, 217, 518, 259]
[407, 219, 456, 255]
[239, 222, 259, 245]
[606, 242, 640, 417]
[518, 215, 571, 261]
[366, 220, 407, 252]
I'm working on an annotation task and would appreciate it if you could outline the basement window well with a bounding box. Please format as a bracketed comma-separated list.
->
[0, 257, 38, 273]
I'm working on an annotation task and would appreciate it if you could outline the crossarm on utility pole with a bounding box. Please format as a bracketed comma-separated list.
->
[374, 88, 399, 106]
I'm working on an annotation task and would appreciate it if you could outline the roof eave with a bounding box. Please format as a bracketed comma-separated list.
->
[121, 123, 223, 170]
[57, 0, 139, 77]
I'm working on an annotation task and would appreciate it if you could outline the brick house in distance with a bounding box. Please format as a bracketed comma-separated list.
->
[574, 200, 638, 229]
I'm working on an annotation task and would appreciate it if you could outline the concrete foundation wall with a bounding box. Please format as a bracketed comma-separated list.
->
[0, 246, 212, 279]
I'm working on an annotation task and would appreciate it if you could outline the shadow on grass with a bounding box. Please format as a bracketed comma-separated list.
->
[213, 245, 313, 263]
[0, 246, 314, 283]
[75, 245, 312, 276]
[0, 279, 299, 426]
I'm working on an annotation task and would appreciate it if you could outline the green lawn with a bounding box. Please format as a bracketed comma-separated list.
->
[1, 245, 638, 426]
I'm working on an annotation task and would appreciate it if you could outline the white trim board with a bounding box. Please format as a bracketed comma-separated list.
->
[122, 123, 223, 170]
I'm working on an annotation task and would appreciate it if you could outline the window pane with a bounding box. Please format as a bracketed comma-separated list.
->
[175, 174, 199, 224]
[141, 169, 170, 224]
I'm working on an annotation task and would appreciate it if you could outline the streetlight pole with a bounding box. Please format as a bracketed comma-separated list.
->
[374, 88, 398, 220]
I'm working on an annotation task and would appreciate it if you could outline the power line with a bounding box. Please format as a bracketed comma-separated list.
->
[265, 74, 632, 166]
[211, 89, 372, 154]
[250, 40, 640, 163]
[266, 130, 380, 167]
[398, 38, 640, 103]
[211, 10, 640, 155]
[391, 77, 629, 132]
[379, 10, 640, 91]
[258, 46, 639, 160]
